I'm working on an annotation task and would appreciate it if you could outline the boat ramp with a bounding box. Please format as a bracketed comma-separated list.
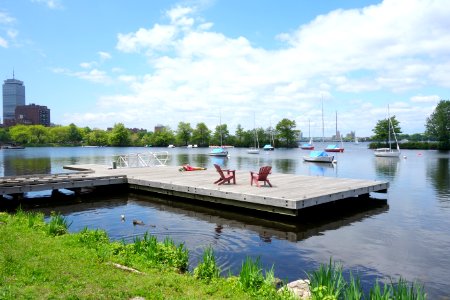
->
[0, 164, 388, 216]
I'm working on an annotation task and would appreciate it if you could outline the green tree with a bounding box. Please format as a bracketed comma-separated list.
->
[151, 127, 175, 147]
[85, 129, 108, 146]
[176, 122, 193, 146]
[372, 116, 401, 145]
[48, 126, 70, 144]
[67, 123, 83, 145]
[191, 123, 211, 147]
[0, 128, 11, 144]
[212, 124, 230, 146]
[426, 100, 450, 149]
[108, 123, 131, 146]
[29, 125, 50, 144]
[275, 118, 299, 148]
[234, 124, 245, 147]
[9, 125, 32, 145]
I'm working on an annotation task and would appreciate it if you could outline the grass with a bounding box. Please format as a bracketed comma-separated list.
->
[0, 211, 427, 299]
[308, 259, 427, 300]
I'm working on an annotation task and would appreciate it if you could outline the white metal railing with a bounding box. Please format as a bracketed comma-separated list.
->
[114, 151, 169, 168]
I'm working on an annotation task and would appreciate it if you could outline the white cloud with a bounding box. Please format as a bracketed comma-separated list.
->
[0, 11, 15, 24]
[31, 0, 64, 10]
[53, 67, 112, 84]
[98, 51, 112, 61]
[0, 36, 8, 48]
[78, 0, 450, 135]
[410, 95, 440, 103]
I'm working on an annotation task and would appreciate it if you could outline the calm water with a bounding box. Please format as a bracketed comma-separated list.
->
[1, 145, 449, 298]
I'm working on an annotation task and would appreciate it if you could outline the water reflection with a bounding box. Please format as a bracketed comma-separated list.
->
[373, 157, 399, 180]
[2, 156, 51, 176]
[210, 156, 228, 167]
[303, 161, 336, 177]
[427, 156, 450, 202]
[273, 158, 297, 174]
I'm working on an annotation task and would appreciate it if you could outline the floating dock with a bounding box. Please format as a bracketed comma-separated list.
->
[1, 164, 388, 216]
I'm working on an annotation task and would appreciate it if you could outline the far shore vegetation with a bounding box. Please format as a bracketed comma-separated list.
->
[1, 100, 448, 150]
[0, 210, 427, 299]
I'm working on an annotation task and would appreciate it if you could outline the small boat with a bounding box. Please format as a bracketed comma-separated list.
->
[247, 113, 260, 154]
[168, 144, 175, 148]
[303, 151, 335, 163]
[301, 120, 314, 150]
[301, 138, 314, 150]
[263, 144, 274, 151]
[374, 106, 400, 158]
[324, 144, 344, 153]
[209, 147, 228, 157]
[247, 147, 260, 154]
[1, 145, 25, 149]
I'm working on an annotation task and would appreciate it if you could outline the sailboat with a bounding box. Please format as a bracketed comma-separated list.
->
[374, 106, 400, 157]
[325, 111, 344, 153]
[209, 112, 228, 157]
[301, 119, 314, 150]
[248, 114, 260, 154]
[263, 123, 275, 151]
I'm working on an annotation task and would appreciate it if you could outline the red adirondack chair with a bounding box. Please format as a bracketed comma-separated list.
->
[250, 166, 272, 187]
[213, 164, 236, 185]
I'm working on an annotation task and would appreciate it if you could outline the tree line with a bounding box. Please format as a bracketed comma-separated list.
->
[0, 100, 448, 149]
[0, 118, 300, 148]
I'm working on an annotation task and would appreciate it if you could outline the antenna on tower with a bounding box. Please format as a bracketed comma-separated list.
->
[13, 69, 15, 79]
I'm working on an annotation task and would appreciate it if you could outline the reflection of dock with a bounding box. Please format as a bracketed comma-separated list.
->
[130, 194, 389, 242]
[58, 164, 388, 216]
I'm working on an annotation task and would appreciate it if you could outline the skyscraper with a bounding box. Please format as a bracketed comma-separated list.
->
[2, 75, 25, 125]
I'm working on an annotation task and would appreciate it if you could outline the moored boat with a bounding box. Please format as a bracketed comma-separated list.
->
[303, 151, 335, 163]
[324, 144, 344, 153]
[209, 147, 228, 157]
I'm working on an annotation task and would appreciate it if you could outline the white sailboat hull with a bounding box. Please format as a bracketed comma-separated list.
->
[303, 155, 335, 163]
[374, 148, 401, 157]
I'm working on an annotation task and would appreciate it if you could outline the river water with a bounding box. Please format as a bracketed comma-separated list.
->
[1, 145, 449, 297]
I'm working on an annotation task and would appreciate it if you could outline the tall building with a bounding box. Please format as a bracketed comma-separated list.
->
[15, 104, 51, 126]
[3, 76, 25, 126]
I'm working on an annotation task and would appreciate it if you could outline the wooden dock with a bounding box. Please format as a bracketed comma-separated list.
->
[0, 171, 127, 198]
[55, 164, 389, 216]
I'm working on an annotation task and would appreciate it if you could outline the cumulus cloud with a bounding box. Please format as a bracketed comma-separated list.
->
[31, 0, 64, 10]
[410, 95, 441, 103]
[98, 51, 112, 61]
[0, 11, 15, 24]
[80, 0, 450, 134]
[0, 36, 8, 48]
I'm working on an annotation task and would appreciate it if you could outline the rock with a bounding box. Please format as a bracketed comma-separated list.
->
[280, 279, 311, 299]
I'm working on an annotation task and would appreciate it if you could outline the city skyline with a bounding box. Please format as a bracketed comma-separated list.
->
[1, 0, 449, 136]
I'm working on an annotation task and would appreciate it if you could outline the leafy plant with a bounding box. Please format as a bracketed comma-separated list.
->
[193, 246, 220, 281]
[46, 212, 72, 236]
[308, 258, 345, 300]
[238, 256, 265, 291]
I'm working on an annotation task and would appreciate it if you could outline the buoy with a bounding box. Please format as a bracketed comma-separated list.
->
[120, 214, 125, 221]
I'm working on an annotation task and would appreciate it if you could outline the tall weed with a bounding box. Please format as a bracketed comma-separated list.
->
[193, 246, 220, 281]
[46, 212, 71, 236]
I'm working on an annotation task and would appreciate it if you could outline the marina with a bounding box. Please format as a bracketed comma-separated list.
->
[0, 145, 449, 297]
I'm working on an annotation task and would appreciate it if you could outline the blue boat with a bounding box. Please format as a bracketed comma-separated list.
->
[209, 147, 228, 157]
[263, 144, 274, 151]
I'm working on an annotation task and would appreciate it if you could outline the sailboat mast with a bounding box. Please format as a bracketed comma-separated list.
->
[387, 105, 391, 150]
[321, 98, 324, 143]
[335, 111, 338, 140]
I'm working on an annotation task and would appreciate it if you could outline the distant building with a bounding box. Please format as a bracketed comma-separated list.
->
[15, 104, 51, 126]
[2, 76, 25, 126]
[154, 124, 165, 132]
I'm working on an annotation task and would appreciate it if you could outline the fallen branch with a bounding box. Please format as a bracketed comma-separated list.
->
[108, 262, 145, 275]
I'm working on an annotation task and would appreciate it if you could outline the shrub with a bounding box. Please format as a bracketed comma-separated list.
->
[46, 212, 72, 236]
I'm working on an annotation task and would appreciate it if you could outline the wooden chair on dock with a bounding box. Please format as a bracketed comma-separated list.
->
[250, 166, 272, 187]
[213, 164, 236, 185]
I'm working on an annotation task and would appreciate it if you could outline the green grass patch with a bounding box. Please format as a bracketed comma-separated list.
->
[0, 211, 427, 299]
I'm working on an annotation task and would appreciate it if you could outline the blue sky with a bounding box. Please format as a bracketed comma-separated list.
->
[1, 0, 449, 137]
